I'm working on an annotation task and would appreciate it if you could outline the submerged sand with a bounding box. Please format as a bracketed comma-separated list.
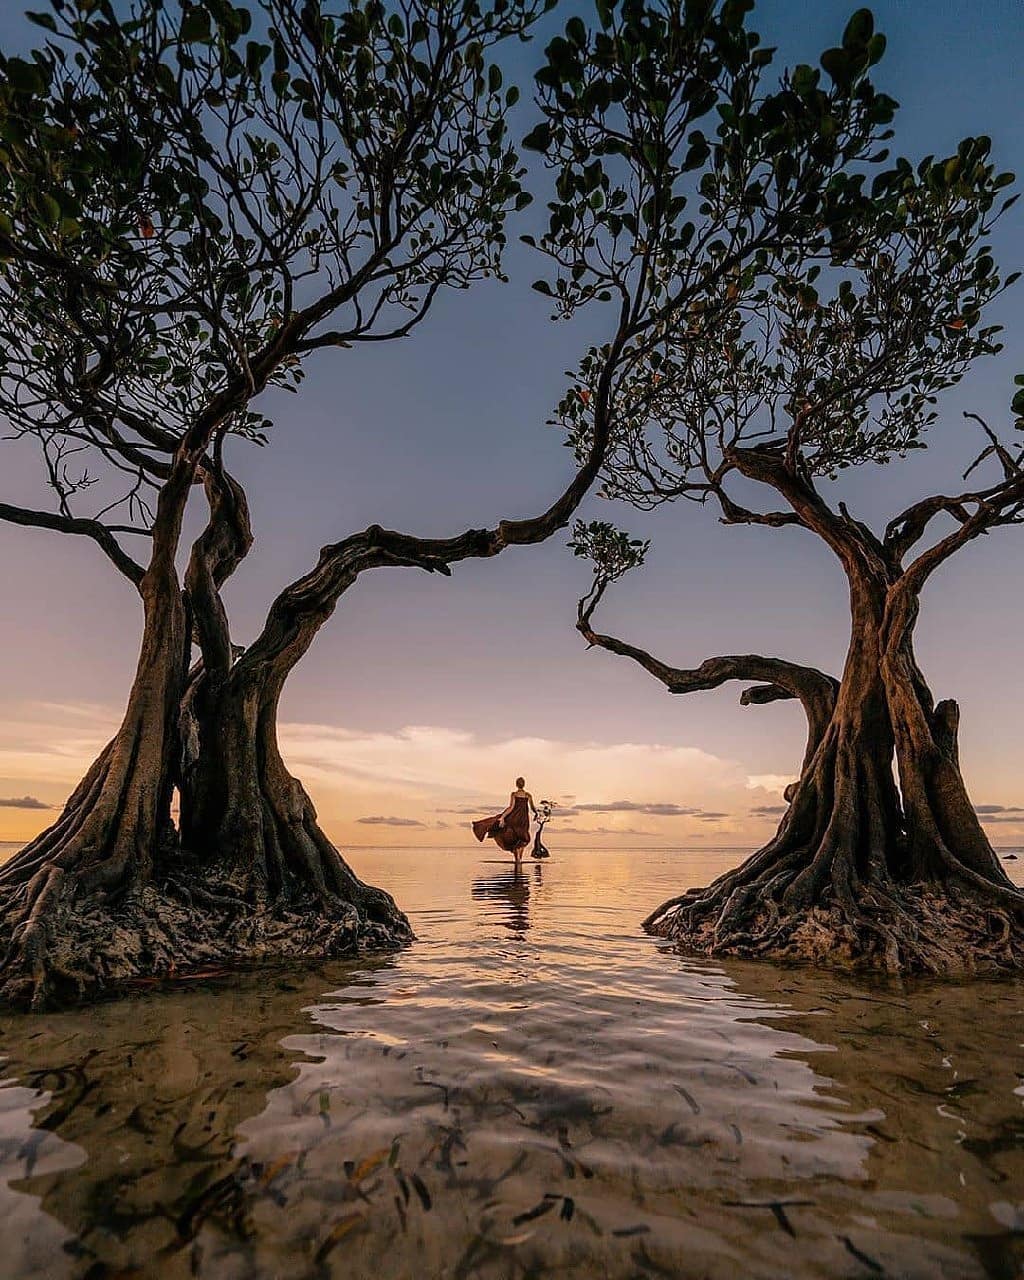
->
[0, 844, 1022, 1278]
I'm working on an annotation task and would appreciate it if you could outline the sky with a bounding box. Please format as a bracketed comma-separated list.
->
[2, 0, 1024, 850]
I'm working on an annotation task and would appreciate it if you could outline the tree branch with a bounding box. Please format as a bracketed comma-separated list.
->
[899, 476, 1024, 595]
[885, 415, 1024, 562]
[575, 574, 838, 774]
[184, 465, 254, 679]
[0, 501, 145, 588]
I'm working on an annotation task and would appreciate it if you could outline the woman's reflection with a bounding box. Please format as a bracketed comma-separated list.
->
[471, 863, 542, 936]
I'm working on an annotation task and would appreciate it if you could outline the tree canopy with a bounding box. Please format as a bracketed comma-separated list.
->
[0, 0, 542, 578]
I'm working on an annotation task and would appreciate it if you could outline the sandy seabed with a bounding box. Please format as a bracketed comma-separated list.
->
[1, 842, 1023, 1279]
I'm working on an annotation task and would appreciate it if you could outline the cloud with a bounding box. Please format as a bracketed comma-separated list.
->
[356, 816, 425, 828]
[746, 774, 795, 795]
[0, 700, 769, 845]
[974, 804, 1024, 826]
[435, 795, 735, 834]
[0, 795, 51, 810]
[750, 804, 788, 816]
[0, 701, 119, 786]
[556, 825, 658, 837]
[277, 721, 747, 816]
[572, 800, 701, 816]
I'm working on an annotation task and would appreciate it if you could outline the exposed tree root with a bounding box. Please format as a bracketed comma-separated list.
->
[0, 855, 412, 1012]
[645, 877, 1024, 976]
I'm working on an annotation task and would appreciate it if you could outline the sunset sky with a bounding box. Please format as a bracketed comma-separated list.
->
[2, 0, 1023, 850]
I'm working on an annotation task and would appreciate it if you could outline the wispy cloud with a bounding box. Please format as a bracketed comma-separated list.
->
[356, 816, 426, 828]
[746, 774, 795, 795]
[0, 795, 51, 810]
[974, 804, 1024, 826]
[280, 723, 742, 793]
[557, 825, 657, 837]
[750, 804, 788, 816]
[0, 699, 775, 845]
[571, 800, 701, 816]
[0, 700, 118, 786]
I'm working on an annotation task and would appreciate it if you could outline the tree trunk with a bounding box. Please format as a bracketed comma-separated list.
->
[0, 468, 192, 1009]
[180, 665, 410, 949]
[0, 466, 411, 1011]
[179, 585, 410, 953]
[645, 564, 1024, 975]
[882, 585, 1022, 900]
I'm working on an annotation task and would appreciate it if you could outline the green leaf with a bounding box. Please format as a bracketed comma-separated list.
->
[566, 16, 587, 47]
[26, 11, 58, 33]
[37, 192, 61, 227]
[820, 46, 853, 89]
[246, 41, 271, 74]
[180, 7, 212, 43]
[5, 57, 46, 95]
[842, 8, 874, 50]
[791, 64, 818, 96]
[522, 122, 552, 152]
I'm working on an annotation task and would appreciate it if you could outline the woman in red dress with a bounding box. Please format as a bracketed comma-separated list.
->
[473, 777, 538, 865]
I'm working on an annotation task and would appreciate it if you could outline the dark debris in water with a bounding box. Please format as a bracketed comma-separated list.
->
[839, 1234, 886, 1274]
[722, 1198, 815, 1238]
[2, 864, 1024, 1279]
[511, 1196, 558, 1227]
[672, 1084, 700, 1115]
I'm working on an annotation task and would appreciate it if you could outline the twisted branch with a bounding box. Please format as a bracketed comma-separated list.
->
[576, 576, 838, 771]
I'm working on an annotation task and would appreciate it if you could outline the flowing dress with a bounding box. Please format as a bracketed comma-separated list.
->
[473, 794, 531, 852]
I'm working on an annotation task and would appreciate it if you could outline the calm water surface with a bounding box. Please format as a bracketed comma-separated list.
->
[1, 842, 1023, 1280]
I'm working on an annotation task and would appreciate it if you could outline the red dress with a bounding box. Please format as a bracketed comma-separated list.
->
[473, 794, 531, 851]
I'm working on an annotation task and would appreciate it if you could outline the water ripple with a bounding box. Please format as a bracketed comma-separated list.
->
[0, 845, 1022, 1278]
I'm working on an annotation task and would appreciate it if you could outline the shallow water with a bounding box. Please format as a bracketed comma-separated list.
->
[1, 842, 1023, 1280]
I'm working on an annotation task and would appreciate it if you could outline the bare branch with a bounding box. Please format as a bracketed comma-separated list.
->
[885, 415, 1024, 561]
[575, 573, 838, 774]
[0, 501, 145, 588]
